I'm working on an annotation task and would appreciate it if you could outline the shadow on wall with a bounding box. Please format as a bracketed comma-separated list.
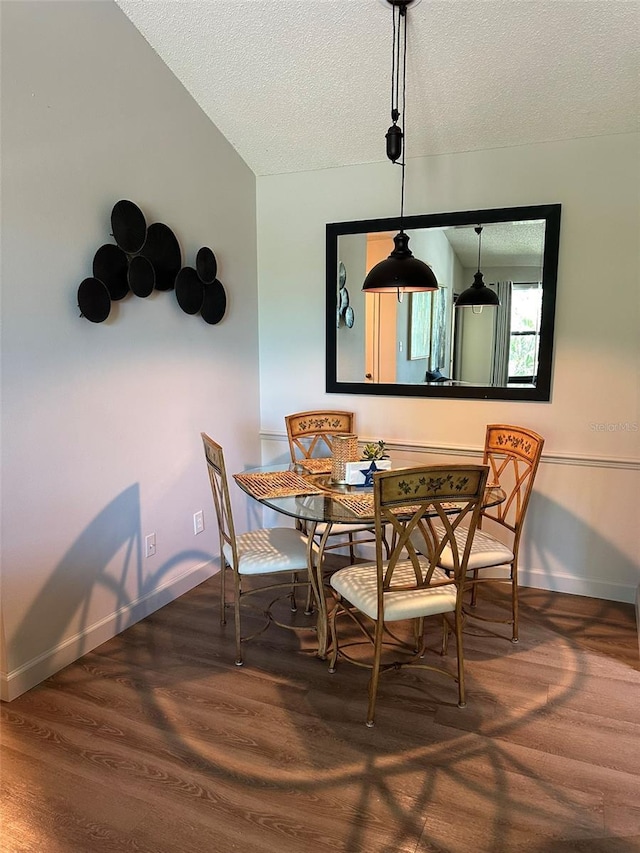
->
[524, 491, 639, 602]
[8, 483, 214, 693]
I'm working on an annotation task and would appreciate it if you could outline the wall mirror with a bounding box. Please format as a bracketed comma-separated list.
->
[326, 204, 561, 401]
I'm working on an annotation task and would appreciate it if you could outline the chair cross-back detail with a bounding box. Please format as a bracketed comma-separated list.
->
[328, 464, 489, 727]
[284, 411, 354, 462]
[285, 410, 380, 565]
[285, 410, 354, 461]
[439, 424, 544, 643]
[202, 433, 314, 666]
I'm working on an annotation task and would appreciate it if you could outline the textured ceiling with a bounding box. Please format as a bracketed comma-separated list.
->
[445, 220, 545, 268]
[115, 0, 639, 177]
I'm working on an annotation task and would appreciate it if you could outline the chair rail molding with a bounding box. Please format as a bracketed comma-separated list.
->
[259, 430, 640, 471]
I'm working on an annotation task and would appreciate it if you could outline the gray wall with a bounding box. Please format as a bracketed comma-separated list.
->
[1, 1, 260, 699]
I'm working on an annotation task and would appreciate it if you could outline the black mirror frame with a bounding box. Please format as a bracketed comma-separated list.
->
[326, 203, 561, 402]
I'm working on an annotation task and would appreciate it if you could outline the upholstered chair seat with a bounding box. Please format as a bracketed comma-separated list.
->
[436, 526, 514, 572]
[332, 560, 456, 621]
[222, 527, 310, 576]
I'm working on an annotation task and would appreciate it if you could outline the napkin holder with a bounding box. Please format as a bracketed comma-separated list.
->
[345, 458, 392, 487]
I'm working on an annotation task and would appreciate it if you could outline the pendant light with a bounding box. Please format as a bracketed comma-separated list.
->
[455, 225, 500, 308]
[362, 0, 438, 300]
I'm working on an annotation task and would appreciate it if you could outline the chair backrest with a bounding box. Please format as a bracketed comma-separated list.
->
[481, 424, 544, 543]
[285, 410, 355, 461]
[201, 433, 238, 568]
[373, 464, 489, 596]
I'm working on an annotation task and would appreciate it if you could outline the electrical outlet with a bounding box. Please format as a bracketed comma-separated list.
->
[145, 533, 156, 558]
[193, 510, 204, 535]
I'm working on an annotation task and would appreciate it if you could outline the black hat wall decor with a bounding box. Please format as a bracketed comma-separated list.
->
[76, 200, 228, 325]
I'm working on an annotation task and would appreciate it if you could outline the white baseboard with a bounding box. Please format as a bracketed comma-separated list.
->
[1, 559, 219, 703]
[517, 567, 637, 604]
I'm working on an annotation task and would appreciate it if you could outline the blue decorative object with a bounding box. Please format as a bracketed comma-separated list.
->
[361, 461, 381, 487]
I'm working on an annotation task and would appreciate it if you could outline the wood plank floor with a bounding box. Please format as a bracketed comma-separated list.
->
[2, 572, 639, 853]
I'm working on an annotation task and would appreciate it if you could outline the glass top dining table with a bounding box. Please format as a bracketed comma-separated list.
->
[235, 465, 386, 524]
[234, 462, 506, 525]
[233, 461, 506, 658]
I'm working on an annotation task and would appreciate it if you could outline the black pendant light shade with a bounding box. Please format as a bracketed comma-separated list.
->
[362, 232, 438, 293]
[455, 271, 500, 307]
[455, 225, 500, 308]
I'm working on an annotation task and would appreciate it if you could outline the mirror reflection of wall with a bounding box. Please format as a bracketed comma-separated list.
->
[335, 234, 366, 383]
[395, 227, 457, 384]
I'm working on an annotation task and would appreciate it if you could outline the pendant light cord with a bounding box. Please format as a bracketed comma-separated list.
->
[390, 6, 399, 124]
[388, 5, 408, 198]
[400, 6, 407, 227]
[391, 2, 409, 301]
[390, 5, 408, 228]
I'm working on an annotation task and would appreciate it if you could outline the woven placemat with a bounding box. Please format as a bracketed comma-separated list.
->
[330, 493, 376, 517]
[331, 492, 459, 519]
[234, 470, 322, 500]
[297, 458, 333, 474]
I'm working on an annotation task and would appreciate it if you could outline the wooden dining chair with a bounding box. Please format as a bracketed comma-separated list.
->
[202, 433, 314, 666]
[328, 464, 489, 727]
[285, 410, 379, 562]
[437, 424, 544, 643]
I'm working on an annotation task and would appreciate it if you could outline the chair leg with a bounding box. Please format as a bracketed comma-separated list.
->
[289, 572, 298, 612]
[470, 569, 479, 606]
[348, 533, 356, 563]
[292, 518, 309, 614]
[304, 582, 315, 616]
[328, 599, 340, 673]
[454, 606, 466, 708]
[220, 561, 227, 626]
[305, 535, 317, 615]
[234, 574, 243, 666]
[366, 618, 385, 727]
[511, 563, 519, 643]
[313, 525, 332, 659]
[441, 616, 450, 656]
[382, 528, 391, 559]
[414, 617, 425, 655]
